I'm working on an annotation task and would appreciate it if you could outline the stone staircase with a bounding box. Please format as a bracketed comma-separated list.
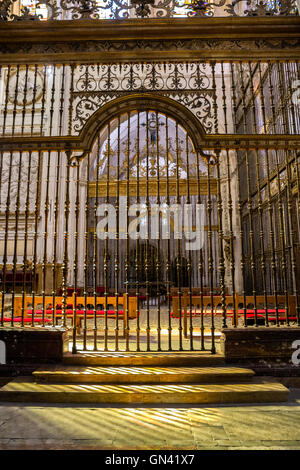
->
[0, 352, 289, 404]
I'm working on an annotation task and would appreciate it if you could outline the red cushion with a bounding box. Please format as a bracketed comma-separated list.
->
[27, 309, 126, 316]
[170, 308, 290, 318]
[2, 317, 52, 323]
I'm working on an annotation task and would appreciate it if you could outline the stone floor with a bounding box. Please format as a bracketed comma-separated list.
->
[1, 304, 299, 450]
[70, 306, 224, 352]
[0, 388, 300, 450]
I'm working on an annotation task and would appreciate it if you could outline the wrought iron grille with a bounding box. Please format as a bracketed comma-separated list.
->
[0, 62, 299, 138]
[0, 0, 298, 21]
[0, 59, 299, 353]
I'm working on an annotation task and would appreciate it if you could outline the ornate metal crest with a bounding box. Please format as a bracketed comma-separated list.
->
[0, 0, 297, 20]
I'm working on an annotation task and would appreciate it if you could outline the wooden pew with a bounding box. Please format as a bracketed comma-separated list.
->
[170, 287, 228, 297]
[171, 293, 298, 332]
[0, 293, 52, 324]
[172, 293, 235, 337]
[72, 295, 138, 333]
[22, 294, 138, 334]
[234, 294, 297, 326]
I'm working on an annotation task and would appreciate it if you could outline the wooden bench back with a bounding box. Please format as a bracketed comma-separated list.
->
[172, 293, 235, 317]
[170, 287, 228, 297]
[0, 294, 29, 317]
[22, 294, 138, 319]
[172, 293, 297, 320]
[234, 294, 297, 324]
[235, 294, 296, 310]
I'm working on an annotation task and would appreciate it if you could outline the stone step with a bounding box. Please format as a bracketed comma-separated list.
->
[63, 352, 225, 367]
[33, 365, 255, 384]
[0, 377, 289, 404]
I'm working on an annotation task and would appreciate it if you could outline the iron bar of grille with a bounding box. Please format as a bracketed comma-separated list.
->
[83, 151, 90, 350]
[268, 152, 282, 318]
[145, 110, 150, 351]
[68, 65, 75, 137]
[42, 150, 51, 327]
[221, 62, 236, 327]
[257, 61, 275, 326]
[196, 150, 205, 349]
[267, 61, 288, 326]
[11, 65, 20, 138]
[11, 151, 22, 325]
[49, 64, 57, 137]
[31, 151, 42, 327]
[10, 67, 21, 322]
[104, 119, 110, 351]
[277, 60, 296, 326]
[206, 156, 216, 354]
[1, 151, 13, 326]
[52, 150, 61, 328]
[296, 61, 300, 131]
[125, 111, 130, 351]
[285, 62, 300, 326]
[135, 111, 140, 352]
[21, 150, 32, 327]
[93, 134, 101, 350]
[296, 61, 300, 326]
[165, 115, 172, 352]
[30, 65, 38, 137]
[215, 150, 227, 330]
[230, 61, 247, 327]
[239, 61, 259, 327]
[220, 62, 233, 316]
[225, 146, 236, 327]
[62, 151, 71, 329]
[257, 61, 280, 322]
[265, 148, 280, 323]
[21, 65, 29, 136]
[155, 110, 161, 351]
[72, 158, 80, 353]
[212, 60, 226, 331]
[175, 120, 183, 351]
[52, 69, 65, 328]
[40, 65, 47, 136]
[115, 114, 121, 351]
[58, 65, 65, 138]
[1, 67, 13, 320]
[2, 65, 10, 137]
[248, 61, 269, 325]
[0, 147, 3, 326]
[254, 146, 269, 326]
[185, 129, 194, 350]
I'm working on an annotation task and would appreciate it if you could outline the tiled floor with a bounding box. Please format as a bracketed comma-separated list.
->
[0, 389, 299, 449]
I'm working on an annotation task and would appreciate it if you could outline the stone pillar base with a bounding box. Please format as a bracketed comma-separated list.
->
[0, 327, 69, 364]
[221, 327, 300, 364]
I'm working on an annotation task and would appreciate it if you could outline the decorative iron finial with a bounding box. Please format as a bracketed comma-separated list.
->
[187, 0, 213, 17]
[131, 0, 155, 18]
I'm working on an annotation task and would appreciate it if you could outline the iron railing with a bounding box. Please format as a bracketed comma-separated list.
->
[0, 58, 299, 353]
